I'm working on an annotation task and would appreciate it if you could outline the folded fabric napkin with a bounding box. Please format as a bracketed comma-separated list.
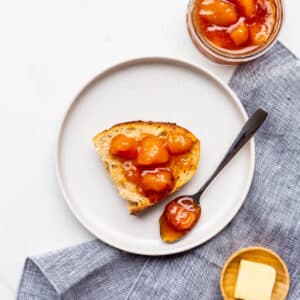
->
[18, 43, 300, 300]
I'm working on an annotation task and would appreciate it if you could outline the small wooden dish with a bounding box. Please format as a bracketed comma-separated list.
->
[220, 247, 290, 300]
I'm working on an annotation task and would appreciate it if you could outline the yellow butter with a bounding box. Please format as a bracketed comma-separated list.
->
[234, 259, 276, 300]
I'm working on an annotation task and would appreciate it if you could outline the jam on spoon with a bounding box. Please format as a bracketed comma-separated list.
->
[160, 109, 268, 243]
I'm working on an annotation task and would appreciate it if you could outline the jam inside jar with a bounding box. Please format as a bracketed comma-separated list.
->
[187, 0, 284, 63]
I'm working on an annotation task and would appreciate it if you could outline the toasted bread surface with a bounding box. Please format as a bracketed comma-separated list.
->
[93, 121, 200, 214]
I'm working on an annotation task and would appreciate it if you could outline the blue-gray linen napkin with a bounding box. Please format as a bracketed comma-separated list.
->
[18, 42, 300, 299]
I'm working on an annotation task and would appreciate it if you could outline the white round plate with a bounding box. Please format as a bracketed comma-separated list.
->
[56, 58, 255, 256]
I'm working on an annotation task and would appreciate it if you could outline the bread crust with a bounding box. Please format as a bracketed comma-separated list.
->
[93, 121, 200, 214]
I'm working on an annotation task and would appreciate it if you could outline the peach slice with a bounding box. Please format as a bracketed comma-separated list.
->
[199, 0, 238, 26]
[110, 134, 138, 159]
[167, 131, 193, 155]
[237, 0, 256, 18]
[141, 170, 173, 192]
[136, 136, 169, 166]
[229, 20, 249, 46]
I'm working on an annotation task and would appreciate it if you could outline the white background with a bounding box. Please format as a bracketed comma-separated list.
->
[0, 0, 298, 297]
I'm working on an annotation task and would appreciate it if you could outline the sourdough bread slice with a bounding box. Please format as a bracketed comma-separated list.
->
[93, 121, 200, 214]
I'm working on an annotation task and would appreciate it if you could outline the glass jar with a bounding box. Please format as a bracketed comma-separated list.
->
[186, 0, 284, 64]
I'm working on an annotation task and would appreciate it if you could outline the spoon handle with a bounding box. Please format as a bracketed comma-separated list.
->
[194, 108, 268, 201]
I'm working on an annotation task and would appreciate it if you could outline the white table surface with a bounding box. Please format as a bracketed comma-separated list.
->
[0, 0, 298, 297]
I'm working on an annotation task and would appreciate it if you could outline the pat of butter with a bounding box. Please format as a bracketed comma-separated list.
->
[234, 259, 276, 300]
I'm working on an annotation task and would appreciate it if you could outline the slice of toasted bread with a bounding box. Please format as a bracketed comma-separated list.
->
[93, 121, 200, 214]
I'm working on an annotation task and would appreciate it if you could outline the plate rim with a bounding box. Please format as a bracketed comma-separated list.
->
[55, 57, 255, 256]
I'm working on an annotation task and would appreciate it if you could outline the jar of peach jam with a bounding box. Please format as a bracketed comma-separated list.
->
[187, 0, 284, 64]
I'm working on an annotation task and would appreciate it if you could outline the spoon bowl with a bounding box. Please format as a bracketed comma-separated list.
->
[160, 196, 201, 243]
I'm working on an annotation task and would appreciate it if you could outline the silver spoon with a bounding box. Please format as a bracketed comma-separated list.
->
[160, 108, 268, 243]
